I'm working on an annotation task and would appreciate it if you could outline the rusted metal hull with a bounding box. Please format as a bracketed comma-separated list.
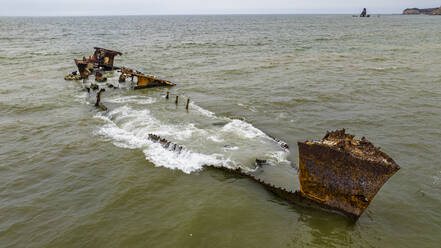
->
[297, 129, 400, 220]
[147, 129, 400, 221]
[120, 68, 176, 89]
[74, 60, 90, 79]
[134, 75, 176, 89]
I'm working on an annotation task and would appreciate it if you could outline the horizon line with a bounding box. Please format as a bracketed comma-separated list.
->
[0, 13, 405, 17]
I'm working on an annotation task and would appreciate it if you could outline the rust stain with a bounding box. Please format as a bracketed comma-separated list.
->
[91, 47, 122, 70]
[297, 129, 400, 220]
[74, 47, 122, 78]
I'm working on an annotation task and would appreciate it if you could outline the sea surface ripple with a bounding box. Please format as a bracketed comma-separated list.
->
[0, 15, 440, 247]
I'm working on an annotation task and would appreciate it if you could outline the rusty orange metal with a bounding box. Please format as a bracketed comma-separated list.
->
[74, 59, 91, 79]
[297, 129, 400, 220]
[91, 47, 122, 70]
[74, 47, 122, 77]
[133, 73, 175, 89]
[119, 67, 175, 89]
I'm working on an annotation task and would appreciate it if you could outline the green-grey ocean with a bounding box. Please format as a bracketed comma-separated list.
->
[0, 15, 440, 247]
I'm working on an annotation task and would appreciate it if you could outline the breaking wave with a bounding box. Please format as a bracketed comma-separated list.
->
[93, 94, 290, 174]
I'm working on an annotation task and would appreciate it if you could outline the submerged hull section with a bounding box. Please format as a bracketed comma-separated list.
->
[119, 67, 176, 89]
[133, 74, 176, 89]
[297, 129, 400, 220]
[148, 129, 400, 221]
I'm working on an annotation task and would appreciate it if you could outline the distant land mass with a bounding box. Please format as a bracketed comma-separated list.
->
[403, 6, 441, 15]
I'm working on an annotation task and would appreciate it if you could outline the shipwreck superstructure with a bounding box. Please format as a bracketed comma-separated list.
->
[67, 47, 175, 89]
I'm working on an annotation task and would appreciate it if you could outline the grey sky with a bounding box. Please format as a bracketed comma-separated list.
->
[1, 0, 440, 16]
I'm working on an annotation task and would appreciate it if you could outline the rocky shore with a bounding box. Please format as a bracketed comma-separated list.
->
[403, 7, 441, 15]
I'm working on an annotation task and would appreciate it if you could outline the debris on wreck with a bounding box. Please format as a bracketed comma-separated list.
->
[72, 47, 121, 80]
[297, 129, 400, 220]
[95, 71, 107, 82]
[119, 67, 176, 89]
[64, 71, 81, 80]
[118, 73, 127, 83]
[106, 83, 118, 89]
[79, 47, 123, 71]
[255, 159, 268, 166]
[148, 134, 184, 153]
[90, 83, 99, 91]
[95, 88, 107, 111]
[91, 47, 123, 70]
[73, 59, 93, 79]
[269, 135, 290, 150]
[66, 47, 176, 90]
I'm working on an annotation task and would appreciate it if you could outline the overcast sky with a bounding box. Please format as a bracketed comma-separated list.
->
[1, 0, 440, 16]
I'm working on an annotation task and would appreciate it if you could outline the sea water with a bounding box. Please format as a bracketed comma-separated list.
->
[0, 15, 440, 247]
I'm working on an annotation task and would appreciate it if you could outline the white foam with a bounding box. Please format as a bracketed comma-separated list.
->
[221, 119, 267, 139]
[237, 102, 257, 112]
[154, 123, 207, 141]
[208, 135, 224, 143]
[74, 92, 90, 104]
[93, 98, 290, 174]
[107, 96, 156, 105]
[143, 144, 227, 174]
[190, 102, 216, 118]
[96, 121, 148, 149]
[94, 105, 237, 173]
[103, 106, 207, 142]
[223, 146, 239, 151]
[267, 151, 291, 166]
[249, 106, 258, 112]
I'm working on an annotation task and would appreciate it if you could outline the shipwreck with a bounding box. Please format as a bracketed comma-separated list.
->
[360, 8, 370, 17]
[67, 47, 175, 90]
[64, 48, 400, 222]
[353, 8, 370, 18]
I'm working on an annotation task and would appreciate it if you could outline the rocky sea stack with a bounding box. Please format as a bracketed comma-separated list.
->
[403, 7, 441, 15]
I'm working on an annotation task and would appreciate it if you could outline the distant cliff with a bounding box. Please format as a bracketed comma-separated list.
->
[403, 7, 441, 15]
